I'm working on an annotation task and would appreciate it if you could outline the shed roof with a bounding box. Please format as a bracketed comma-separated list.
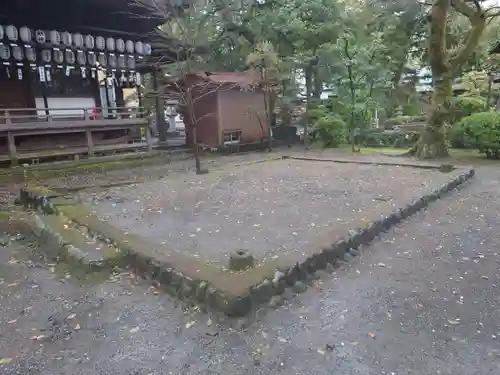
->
[187, 71, 261, 87]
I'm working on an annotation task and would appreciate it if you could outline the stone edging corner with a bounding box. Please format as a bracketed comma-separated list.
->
[16, 160, 475, 317]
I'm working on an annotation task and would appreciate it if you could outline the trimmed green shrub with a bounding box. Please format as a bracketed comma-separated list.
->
[385, 115, 426, 127]
[448, 95, 487, 125]
[354, 129, 419, 148]
[455, 111, 500, 159]
[313, 115, 346, 147]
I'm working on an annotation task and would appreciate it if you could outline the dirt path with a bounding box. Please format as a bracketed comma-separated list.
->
[0, 166, 499, 375]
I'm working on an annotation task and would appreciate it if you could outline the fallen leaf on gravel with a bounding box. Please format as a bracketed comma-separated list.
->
[448, 320, 460, 325]
[29, 335, 47, 341]
[0, 357, 13, 365]
[368, 332, 376, 339]
[7, 318, 18, 324]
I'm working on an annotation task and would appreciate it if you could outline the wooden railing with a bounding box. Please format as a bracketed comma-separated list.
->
[0, 106, 153, 166]
[0, 106, 148, 124]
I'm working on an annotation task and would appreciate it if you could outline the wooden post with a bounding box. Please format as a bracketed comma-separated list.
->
[5, 110, 11, 126]
[7, 131, 18, 166]
[152, 70, 167, 142]
[85, 128, 94, 156]
[145, 125, 153, 152]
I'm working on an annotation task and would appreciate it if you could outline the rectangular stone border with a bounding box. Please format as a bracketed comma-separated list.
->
[16, 157, 475, 317]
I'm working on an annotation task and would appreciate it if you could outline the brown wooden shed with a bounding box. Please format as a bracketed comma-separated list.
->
[179, 71, 269, 148]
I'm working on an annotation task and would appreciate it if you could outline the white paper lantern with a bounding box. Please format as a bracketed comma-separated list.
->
[50, 30, 60, 44]
[76, 50, 86, 65]
[35, 30, 46, 44]
[61, 32, 72, 46]
[6, 25, 18, 41]
[25, 47, 36, 62]
[73, 33, 83, 48]
[108, 54, 117, 68]
[0, 45, 10, 60]
[127, 55, 135, 70]
[117, 55, 126, 69]
[106, 37, 115, 51]
[12, 46, 23, 60]
[135, 41, 143, 55]
[53, 49, 63, 64]
[96, 36, 105, 50]
[116, 39, 125, 53]
[85, 35, 94, 49]
[125, 40, 134, 54]
[97, 53, 107, 67]
[65, 50, 75, 64]
[20, 27, 31, 43]
[87, 53, 96, 66]
[0, 25, 4, 40]
[143, 44, 152, 55]
[41, 49, 51, 63]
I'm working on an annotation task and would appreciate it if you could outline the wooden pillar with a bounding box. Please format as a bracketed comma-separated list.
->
[5, 111, 17, 166]
[152, 70, 167, 142]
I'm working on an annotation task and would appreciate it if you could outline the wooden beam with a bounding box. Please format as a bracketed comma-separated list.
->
[85, 128, 95, 156]
[7, 131, 18, 166]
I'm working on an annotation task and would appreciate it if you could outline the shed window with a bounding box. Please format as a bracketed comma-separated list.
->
[223, 130, 241, 144]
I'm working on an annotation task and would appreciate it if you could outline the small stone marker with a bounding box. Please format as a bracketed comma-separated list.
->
[229, 249, 254, 271]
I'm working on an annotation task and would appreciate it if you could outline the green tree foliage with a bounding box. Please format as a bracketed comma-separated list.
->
[454, 112, 500, 158]
[449, 95, 487, 124]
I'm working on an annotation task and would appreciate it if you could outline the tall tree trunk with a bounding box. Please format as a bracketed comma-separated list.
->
[313, 68, 322, 100]
[412, 76, 452, 158]
[410, 0, 485, 159]
[304, 64, 313, 150]
[187, 91, 204, 174]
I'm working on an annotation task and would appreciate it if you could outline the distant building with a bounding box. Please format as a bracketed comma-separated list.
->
[170, 71, 269, 148]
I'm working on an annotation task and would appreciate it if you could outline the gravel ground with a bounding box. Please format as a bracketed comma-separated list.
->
[43, 151, 281, 190]
[41, 148, 419, 191]
[75, 159, 463, 265]
[0, 166, 499, 375]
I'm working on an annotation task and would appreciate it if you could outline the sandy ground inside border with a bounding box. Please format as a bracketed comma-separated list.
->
[74, 159, 463, 266]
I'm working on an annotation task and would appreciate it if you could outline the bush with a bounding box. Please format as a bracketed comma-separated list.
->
[354, 129, 419, 148]
[455, 111, 500, 158]
[312, 115, 346, 147]
[448, 95, 487, 125]
[385, 115, 426, 127]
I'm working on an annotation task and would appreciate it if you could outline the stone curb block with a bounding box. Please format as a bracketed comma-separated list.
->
[15, 211, 109, 273]
[16, 166, 475, 317]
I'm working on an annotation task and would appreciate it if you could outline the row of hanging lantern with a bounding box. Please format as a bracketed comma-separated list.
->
[0, 44, 138, 69]
[0, 25, 152, 55]
[0, 25, 150, 85]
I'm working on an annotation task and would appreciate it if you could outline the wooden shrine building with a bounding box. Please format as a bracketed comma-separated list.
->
[0, 0, 175, 164]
